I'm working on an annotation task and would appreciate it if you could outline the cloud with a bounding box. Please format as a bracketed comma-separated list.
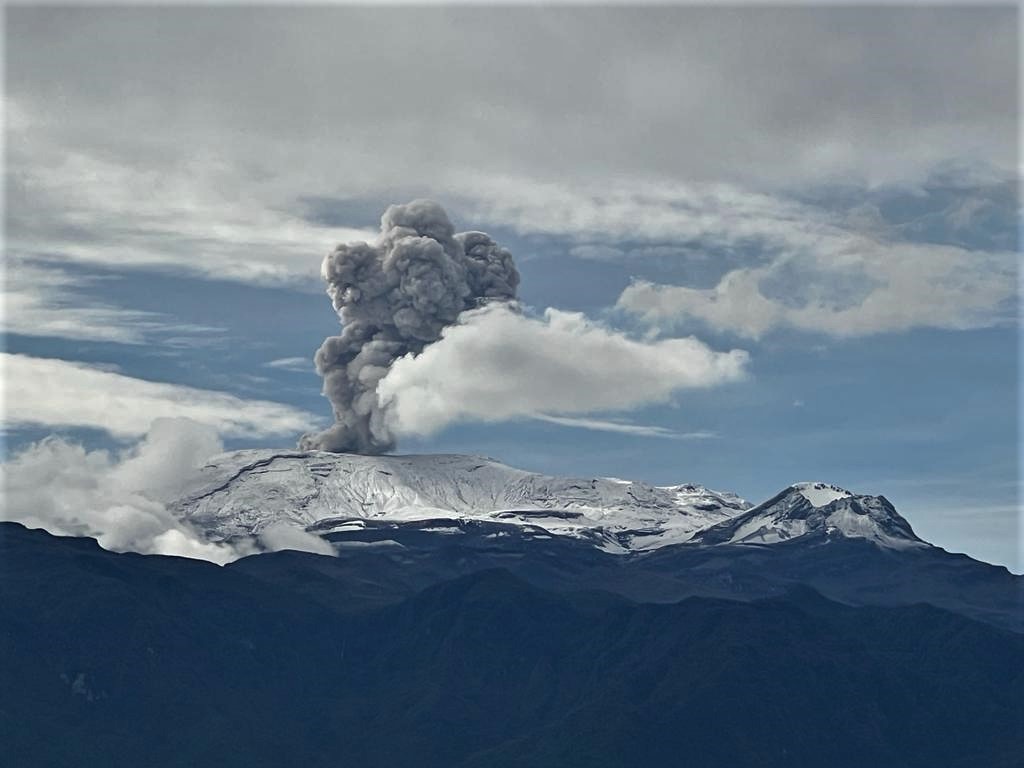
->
[258, 522, 336, 556]
[617, 238, 1016, 338]
[2, 353, 317, 440]
[376, 304, 748, 437]
[4, 7, 1016, 294]
[264, 356, 314, 373]
[458, 175, 1014, 339]
[567, 244, 627, 261]
[7, 7, 1014, 190]
[2, 258, 223, 344]
[0, 418, 337, 564]
[3, 7, 1013, 354]
[530, 414, 716, 440]
[459, 176, 824, 248]
[0, 418, 248, 563]
[6, 102, 377, 286]
[3, 259, 150, 343]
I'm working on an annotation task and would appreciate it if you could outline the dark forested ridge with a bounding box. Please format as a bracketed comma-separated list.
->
[2, 522, 1022, 768]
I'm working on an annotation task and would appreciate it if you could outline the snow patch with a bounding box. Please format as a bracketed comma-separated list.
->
[419, 525, 463, 535]
[793, 482, 851, 508]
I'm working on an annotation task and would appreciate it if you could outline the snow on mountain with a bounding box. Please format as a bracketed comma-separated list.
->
[171, 450, 749, 552]
[691, 483, 926, 550]
[171, 452, 928, 555]
[792, 482, 851, 508]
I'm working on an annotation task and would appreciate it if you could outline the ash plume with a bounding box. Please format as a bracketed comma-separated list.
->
[300, 200, 520, 454]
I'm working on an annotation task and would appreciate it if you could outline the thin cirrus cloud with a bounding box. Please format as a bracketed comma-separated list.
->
[3, 258, 224, 344]
[264, 356, 314, 373]
[6, 101, 377, 287]
[376, 304, 749, 438]
[530, 414, 716, 440]
[1, 353, 318, 440]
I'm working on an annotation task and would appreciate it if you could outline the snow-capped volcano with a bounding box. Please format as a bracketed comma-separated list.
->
[172, 450, 749, 552]
[691, 482, 925, 549]
[171, 450, 929, 555]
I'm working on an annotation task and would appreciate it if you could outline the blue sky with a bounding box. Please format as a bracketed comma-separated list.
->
[3, 6, 1019, 569]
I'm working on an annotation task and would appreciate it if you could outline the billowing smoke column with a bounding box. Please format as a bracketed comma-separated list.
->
[300, 200, 520, 454]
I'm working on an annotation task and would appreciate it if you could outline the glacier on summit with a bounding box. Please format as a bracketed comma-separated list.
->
[172, 450, 925, 555]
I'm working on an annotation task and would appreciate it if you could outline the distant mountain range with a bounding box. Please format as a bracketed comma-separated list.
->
[3, 450, 1022, 766]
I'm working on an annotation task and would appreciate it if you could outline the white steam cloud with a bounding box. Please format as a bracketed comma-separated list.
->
[377, 304, 749, 438]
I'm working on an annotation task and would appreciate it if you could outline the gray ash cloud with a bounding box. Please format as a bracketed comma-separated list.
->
[300, 200, 519, 454]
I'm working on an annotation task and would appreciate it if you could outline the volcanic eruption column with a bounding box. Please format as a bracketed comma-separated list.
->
[300, 200, 520, 454]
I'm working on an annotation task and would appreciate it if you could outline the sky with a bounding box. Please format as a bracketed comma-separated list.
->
[2, 5, 1020, 570]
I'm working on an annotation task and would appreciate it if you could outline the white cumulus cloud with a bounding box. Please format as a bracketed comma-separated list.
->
[617, 239, 1016, 339]
[376, 304, 748, 437]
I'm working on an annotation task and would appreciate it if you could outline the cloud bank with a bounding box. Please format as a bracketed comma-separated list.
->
[377, 304, 748, 438]
[7, 10, 1014, 351]
[9, 7, 1014, 191]
[6, 7, 1015, 301]
[1, 419, 335, 564]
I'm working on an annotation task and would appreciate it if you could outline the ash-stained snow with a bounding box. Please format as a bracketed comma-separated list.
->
[171, 450, 749, 552]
